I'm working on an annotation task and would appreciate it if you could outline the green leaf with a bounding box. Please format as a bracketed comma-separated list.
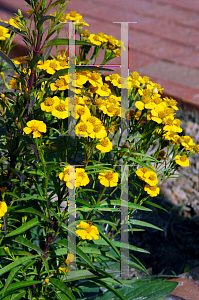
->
[1, 265, 24, 296]
[44, 38, 98, 49]
[0, 248, 33, 256]
[13, 236, 45, 255]
[94, 238, 149, 254]
[99, 199, 152, 211]
[49, 278, 76, 300]
[129, 219, 163, 231]
[0, 50, 18, 72]
[145, 201, 167, 212]
[8, 291, 26, 300]
[93, 279, 127, 300]
[30, 55, 41, 69]
[0, 255, 38, 277]
[5, 217, 40, 238]
[98, 278, 178, 300]
[37, 16, 55, 31]
[57, 239, 96, 271]
[99, 230, 120, 257]
[41, 256, 49, 275]
[46, 0, 66, 13]
[13, 207, 51, 222]
[0, 281, 41, 298]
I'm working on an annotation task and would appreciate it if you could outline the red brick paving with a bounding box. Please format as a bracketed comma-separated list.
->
[1, 0, 199, 109]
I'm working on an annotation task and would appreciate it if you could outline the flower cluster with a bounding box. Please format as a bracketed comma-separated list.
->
[136, 167, 160, 197]
[59, 166, 89, 188]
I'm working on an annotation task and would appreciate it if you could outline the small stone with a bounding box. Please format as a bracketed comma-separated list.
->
[172, 186, 188, 205]
[192, 169, 199, 174]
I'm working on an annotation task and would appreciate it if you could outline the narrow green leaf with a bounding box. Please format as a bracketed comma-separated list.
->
[41, 256, 49, 275]
[13, 207, 51, 222]
[46, 0, 66, 13]
[0, 248, 33, 256]
[37, 16, 55, 31]
[44, 38, 98, 48]
[0, 50, 18, 71]
[99, 199, 152, 211]
[129, 219, 163, 231]
[1, 265, 23, 296]
[57, 239, 96, 271]
[145, 201, 167, 212]
[99, 230, 120, 258]
[94, 238, 149, 253]
[0, 281, 41, 298]
[49, 278, 76, 300]
[9, 291, 26, 300]
[14, 236, 45, 255]
[0, 255, 38, 277]
[93, 279, 127, 300]
[30, 55, 41, 69]
[5, 217, 40, 238]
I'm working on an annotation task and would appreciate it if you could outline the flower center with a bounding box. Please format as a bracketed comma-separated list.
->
[93, 124, 101, 133]
[105, 173, 113, 180]
[180, 155, 187, 162]
[77, 107, 86, 116]
[55, 103, 66, 111]
[49, 62, 57, 69]
[44, 97, 54, 106]
[79, 124, 87, 132]
[100, 139, 109, 147]
[55, 78, 67, 87]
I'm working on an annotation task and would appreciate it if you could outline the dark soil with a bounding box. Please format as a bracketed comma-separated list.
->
[128, 196, 199, 276]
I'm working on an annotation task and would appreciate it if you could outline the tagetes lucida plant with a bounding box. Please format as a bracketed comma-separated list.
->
[0, 0, 195, 299]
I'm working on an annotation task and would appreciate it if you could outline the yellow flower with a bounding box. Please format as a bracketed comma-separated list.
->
[144, 170, 158, 186]
[82, 29, 90, 38]
[88, 34, 105, 46]
[89, 122, 107, 139]
[96, 137, 113, 153]
[175, 155, 189, 167]
[113, 49, 121, 57]
[12, 56, 28, 65]
[135, 101, 145, 111]
[44, 278, 49, 285]
[144, 185, 160, 197]
[23, 120, 47, 138]
[76, 221, 99, 240]
[0, 202, 7, 217]
[76, 105, 91, 121]
[59, 166, 76, 184]
[66, 11, 82, 21]
[51, 99, 68, 119]
[9, 17, 21, 29]
[75, 19, 89, 27]
[98, 170, 118, 187]
[41, 96, 59, 113]
[9, 76, 22, 90]
[0, 26, 10, 40]
[76, 121, 94, 138]
[76, 168, 90, 187]
[50, 76, 69, 91]
[136, 167, 149, 181]
[91, 83, 111, 97]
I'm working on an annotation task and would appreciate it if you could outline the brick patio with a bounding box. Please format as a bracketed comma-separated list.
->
[1, 0, 199, 109]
